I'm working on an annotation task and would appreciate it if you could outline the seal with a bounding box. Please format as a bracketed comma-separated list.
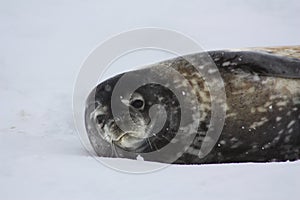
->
[85, 46, 300, 164]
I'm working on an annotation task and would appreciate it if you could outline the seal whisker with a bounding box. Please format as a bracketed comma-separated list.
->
[110, 141, 119, 157]
[160, 134, 172, 142]
[146, 138, 153, 151]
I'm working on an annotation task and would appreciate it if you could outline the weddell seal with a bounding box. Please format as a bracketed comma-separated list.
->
[84, 46, 300, 164]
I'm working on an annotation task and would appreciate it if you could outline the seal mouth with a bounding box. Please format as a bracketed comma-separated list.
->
[113, 131, 146, 150]
[115, 131, 144, 141]
[88, 101, 162, 151]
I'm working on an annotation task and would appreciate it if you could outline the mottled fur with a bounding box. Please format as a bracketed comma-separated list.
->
[85, 46, 300, 164]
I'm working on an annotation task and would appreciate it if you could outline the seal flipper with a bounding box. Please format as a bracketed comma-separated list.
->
[209, 50, 300, 78]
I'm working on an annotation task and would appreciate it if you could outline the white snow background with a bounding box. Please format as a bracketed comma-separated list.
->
[0, 0, 300, 199]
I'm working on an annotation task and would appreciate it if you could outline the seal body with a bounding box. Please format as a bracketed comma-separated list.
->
[85, 46, 300, 164]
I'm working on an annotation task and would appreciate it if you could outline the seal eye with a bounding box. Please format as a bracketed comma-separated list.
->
[130, 99, 144, 109]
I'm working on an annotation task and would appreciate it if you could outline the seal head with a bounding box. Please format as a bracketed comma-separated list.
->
[85, 72, 182, 156]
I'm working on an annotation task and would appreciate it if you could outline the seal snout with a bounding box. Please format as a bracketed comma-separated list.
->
[91, 105, 147, 150]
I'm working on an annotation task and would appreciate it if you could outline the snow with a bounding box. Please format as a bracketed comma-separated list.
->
[1, 0, 300, 199]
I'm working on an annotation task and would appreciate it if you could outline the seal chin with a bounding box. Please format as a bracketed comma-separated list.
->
[113, 132, 145, 151]
[100, 119, 148, 151]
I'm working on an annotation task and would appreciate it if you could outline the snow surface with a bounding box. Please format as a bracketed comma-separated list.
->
[1, 0, 300, 199]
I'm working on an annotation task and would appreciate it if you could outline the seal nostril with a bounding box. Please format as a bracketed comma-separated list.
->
[96, 115, 106, 127]
[130, 99, 144, 109]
